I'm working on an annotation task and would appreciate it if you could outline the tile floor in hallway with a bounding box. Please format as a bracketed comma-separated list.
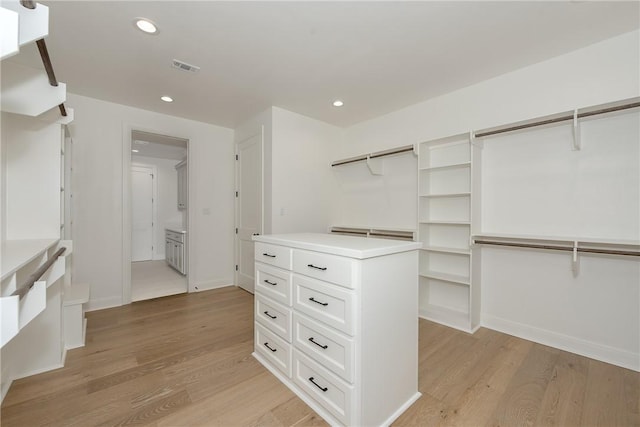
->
[131, 260, 187, 302]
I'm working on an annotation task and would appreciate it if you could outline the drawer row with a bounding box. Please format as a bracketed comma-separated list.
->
[256, 293, 355, 382]
[256, 276, 355, 336]
[255, 242, 358, 289]
[255, 323, 353, 425]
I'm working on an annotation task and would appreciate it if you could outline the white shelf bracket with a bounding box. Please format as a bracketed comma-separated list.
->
[571, 240, 580, 276]
[572, 109, 581, 151]
[470, 130, 483, 148]
[366, 155, 384, 175]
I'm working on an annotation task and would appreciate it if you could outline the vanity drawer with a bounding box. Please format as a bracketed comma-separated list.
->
[294, 313, 354, 383]
[293, 275, 355, 336]
[255, 242, 292, 270]
[255, 323, 292, 378]
[255, 263, 292, 306]
[293, 249, 356, 289]
[255, 294, 292, 342]
[293, 349, 353, 426]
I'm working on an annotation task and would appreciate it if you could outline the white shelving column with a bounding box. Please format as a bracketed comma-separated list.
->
[417, 133, 481, 333]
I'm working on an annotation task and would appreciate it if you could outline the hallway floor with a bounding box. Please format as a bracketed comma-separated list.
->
[131, 260, 187, 302]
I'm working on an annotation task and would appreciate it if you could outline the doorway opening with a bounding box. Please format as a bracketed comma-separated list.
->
[130, 130, 189, 302]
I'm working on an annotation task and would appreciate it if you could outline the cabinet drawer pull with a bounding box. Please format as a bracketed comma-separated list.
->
[309, 297, 328, 306]
[263, 342, 277, 352]
[263, 311, 277, 319]
[263, 253, 276, 258]
[308, 377, 328, 392]
[307, 264, 327, 271]
[308, 337, 328, 349]
[264, 279, 277, 286]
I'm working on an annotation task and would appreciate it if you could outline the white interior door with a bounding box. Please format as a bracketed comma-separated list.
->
[132, 165, 154, 262]
[235, 132, 263, 293]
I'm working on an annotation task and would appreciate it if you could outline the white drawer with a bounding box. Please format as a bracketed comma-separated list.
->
[255, 323, 292, 378]
[255, 263, 292, 306]
[255, 294, 292, 342]
[293, 349, 353, 426]
[293, 275, 355, 336]
[293, 249, 356, 289]
[255, 242, 292, 270]
[293, 313, 354, 383]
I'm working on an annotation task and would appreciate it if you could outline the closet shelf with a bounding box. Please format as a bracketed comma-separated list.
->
[421, 246, 470, 255]
[421, 220, 471, 226]
[420, 271, 470, 285]
[472, 232, 639, 247]
[419, 304, 471, 333]
[419, 161, 470, 172]
[1, 239, 59, 281]
[420, 192, 471, 198]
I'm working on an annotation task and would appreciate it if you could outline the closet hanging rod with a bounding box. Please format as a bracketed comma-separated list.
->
[473, 239, 640, 257]
[11, 247, 66, 299]
[20, 1, 68, 117]
[474, 100, 640, 139]
[331, 145, 414, 167]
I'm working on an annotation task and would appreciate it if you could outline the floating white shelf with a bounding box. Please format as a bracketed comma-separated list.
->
[421, 220, 471, 226]
[419, 161, 471, 171]
[421, 246, 470, 255]
[420, 270, 470, 285]
[420, 192, 471, 198]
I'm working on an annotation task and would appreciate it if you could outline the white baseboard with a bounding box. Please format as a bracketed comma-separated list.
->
[86, 296, 123, 312]
[191, 278, 233, 292]
[482, 313, 640, 372]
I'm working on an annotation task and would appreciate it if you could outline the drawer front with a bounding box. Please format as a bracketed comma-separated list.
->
[255, 263, 292, 306]
[255, 294, 292, 342]
[293, 350, 353, 426]
[255, 323, 292, 378]
[293, 249, 356, 289]
[293, 313, 354, 383]
[293, 275, 355, 336]
[255, 242, 292, 270]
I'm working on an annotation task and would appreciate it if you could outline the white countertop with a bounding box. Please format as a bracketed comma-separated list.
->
[253, 233, 421, 259]
[165, 225, 187, 234]
[1, 239, 59, 281]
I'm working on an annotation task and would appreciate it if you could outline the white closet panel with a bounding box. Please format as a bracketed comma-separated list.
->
[481, 110, 639, 241]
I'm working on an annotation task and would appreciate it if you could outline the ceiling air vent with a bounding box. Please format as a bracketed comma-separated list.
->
[172, 59, 200, 73]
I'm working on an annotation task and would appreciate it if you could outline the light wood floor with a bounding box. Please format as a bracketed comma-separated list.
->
[1, 287, 637, 426]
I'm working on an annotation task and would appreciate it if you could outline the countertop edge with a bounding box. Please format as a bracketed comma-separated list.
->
[253, 233, 421, 259]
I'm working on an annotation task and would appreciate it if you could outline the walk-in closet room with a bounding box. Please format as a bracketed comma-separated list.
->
[1, 1, 638, 426]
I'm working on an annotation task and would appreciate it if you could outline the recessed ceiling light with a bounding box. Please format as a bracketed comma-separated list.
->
[131, 149, 139, 153]
[332, 100, 344, 107]
[161, 96, 173, 103]
[135, 18, 157, 34]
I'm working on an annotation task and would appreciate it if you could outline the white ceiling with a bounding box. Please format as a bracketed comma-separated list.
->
[8, 1, 640, 129]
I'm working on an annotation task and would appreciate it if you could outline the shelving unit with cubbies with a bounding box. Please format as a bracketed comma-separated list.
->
[417, 133, 481, 333]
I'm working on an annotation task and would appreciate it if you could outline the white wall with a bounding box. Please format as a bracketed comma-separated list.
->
[1, 112, 61, 240]
[235, 107, 342, 235]
[270, 107, 341, 234]
[336, 30, 640, 370]
[342, 30, 640, 157]
[66, 94, 234, 310]
[131, 155, 183, 259]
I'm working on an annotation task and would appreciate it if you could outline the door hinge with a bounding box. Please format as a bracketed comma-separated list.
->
[235, 265, 238, 271]
[235, 154, 238, 161]
[235, 191, 238, 197]
[235, 228, 238, 234]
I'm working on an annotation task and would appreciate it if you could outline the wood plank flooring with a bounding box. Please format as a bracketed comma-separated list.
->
[1, 287, 638, 426]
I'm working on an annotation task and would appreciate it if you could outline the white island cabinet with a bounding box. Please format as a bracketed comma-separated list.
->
[252, 233, 421, 426]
